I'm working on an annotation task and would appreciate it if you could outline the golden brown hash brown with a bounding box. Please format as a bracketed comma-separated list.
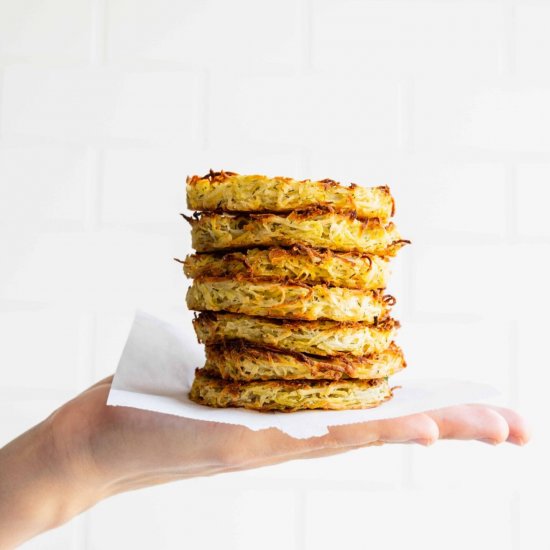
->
[186, 170, 395, 221]
[186, 210, 409, 255]
[182, 246, 390, 290]
[189, 369, 392, 412]
[186, 277, 394, 322]
[193, 312, 399, 357]
[203, 341, 405, 381]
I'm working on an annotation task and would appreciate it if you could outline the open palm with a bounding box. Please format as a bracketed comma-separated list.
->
[50, 376, 530, 499]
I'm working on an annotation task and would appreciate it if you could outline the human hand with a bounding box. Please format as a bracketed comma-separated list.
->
[0, 375, 530, 548]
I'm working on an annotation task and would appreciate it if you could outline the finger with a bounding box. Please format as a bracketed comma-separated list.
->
[374, 413, 440, 445]
[210, 421, 384, 470]
[220, 442, 380, 475]
[235, 421, 433, 473]
[316, 412, 440, 449]
[483, 406, 532, 445]
[426, 404, 509, 444]
[236, 444, 369, 471]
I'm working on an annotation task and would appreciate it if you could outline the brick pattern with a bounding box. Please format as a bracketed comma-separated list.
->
[0, 1, 548, 549]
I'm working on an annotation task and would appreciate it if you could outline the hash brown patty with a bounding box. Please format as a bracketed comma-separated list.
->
[189, 369, 392, 411]
[186, 210, 408, 255]
[193, 312, 398, 357]
[182, 246, 390, 290]
[186, 170, 395, 221]
[186, 277, 394, 322]
[203, 341, 405, 381]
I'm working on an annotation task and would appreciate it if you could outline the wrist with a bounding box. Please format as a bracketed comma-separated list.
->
[0, 417, 102, 548]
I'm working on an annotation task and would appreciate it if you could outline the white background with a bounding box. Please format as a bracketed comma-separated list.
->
[0, 0, 548, 548]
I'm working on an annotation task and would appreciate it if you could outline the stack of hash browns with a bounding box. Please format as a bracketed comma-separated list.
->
[182, 170, 409, 412]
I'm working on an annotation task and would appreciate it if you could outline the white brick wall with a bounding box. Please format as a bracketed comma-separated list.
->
[308, 489, 517, 549]
[208, 72, 402, 152]
[0, 0, 92, 61]
[87, 483, 299, 550]
[106, 0, 302, 68]
[0, 0, 548, 548]
[517, 163, 550, 238]
[1, 66, 201, 143]
[0, 145, 88, 226]
[311, 1, 506, 75]
[414, 79, 550, 152]
[516, 4, 550, 78]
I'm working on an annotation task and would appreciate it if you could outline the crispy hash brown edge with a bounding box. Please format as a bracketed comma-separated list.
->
[203, 341, 406, 381]
[180, 246, 390, 290]
[186, 277, 395, 322]
[186, 169, 395, 220]
[183, 209, 410, 255]
[192, 312, 399, 357]
[189, 369, 393, 412]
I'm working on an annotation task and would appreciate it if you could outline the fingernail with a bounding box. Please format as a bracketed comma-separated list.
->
[411, 438, 433, 446]
[480, 438, 498, 445]
[508, 436, 525, 446]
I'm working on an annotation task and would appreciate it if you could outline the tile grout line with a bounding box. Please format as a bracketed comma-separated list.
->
[0, 68, 4, 140]
[505, 160, 519, 413]
[300, 0, 313, 72]
[399, 77, 416, 154]
[510, 490, 521, 550]
[502, 0, 517, 77]
[299, 146, 311, 179]
[404, 248, 417, 320]
[399, 56, 415, 493]
[80, 2, 109, 547]
[505, 163, 519, 243]
[508, 320, 519, 409]
[200, 68, 210, 151]
[84, 147, 104, 231]
[85, 0, 107, 231]
[401, 446, 415, 489]
[90, 0, 108, 66]
[295, 488, 307, 550]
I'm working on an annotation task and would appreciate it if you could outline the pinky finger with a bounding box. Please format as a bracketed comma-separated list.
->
[484, 406, 532, 445]
[426, 405, 510, 444]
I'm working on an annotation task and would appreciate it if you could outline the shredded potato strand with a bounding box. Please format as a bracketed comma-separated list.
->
[186, 278, 390, 322]
[183, 171, 408, 412]
[190, 211, 408, 254]
[183, 248, 390, 290]
[204, 342, 405, 381]
[189, 370, 392, 411]
[193, 313, 398, 357]
[187, 172, 394, 221]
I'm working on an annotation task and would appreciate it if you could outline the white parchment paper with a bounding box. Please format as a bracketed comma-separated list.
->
[107, 311, 501, 439]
